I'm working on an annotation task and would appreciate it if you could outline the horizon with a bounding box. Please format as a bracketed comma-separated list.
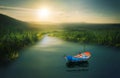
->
[0, 0, 120, 23]
[0, 13, 120, 25]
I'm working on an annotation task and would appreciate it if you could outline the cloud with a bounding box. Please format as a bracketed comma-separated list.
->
[0, 5, 35, 12]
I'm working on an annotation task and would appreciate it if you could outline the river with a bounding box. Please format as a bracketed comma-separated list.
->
[0, 36, 120, 78]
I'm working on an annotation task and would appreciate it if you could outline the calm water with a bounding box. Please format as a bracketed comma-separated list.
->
[0, 36, 120, 78]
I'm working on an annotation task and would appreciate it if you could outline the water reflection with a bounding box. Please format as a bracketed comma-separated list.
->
[66, 61, 89, 72]
[35, 36, 64, 47]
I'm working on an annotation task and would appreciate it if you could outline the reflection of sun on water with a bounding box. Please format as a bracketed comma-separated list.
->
[36, 36, 63, 47]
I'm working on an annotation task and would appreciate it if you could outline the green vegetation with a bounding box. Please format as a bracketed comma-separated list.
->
[0, 14, 44, 61]
[50, 25, 120, 47]
[0, 30, 43, 61]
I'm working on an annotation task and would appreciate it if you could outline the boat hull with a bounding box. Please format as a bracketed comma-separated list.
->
[65, 52, 91, 62]
[65, 56, 89, 62]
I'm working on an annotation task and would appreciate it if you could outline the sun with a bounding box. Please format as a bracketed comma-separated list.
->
[37, 8, 50, 20]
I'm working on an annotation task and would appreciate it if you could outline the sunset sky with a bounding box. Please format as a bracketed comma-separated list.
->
[0, 0, 120, 23]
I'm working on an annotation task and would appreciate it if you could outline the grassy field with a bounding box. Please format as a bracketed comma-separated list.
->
[49, 24, 120, 48]
[0, 30, 44, 61]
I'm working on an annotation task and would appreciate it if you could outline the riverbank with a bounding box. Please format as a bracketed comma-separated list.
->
[49, 30, 120, 48]
[0, 30, 44, 61]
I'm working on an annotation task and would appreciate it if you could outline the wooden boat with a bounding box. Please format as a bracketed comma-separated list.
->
[65, 51, 91, 62]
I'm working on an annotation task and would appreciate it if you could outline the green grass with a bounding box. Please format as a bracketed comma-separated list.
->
[49, 30, 120, 47]
[0, 31, 43, 61]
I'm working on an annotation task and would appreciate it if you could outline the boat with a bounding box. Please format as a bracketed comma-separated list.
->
[65, 51, 91, 62]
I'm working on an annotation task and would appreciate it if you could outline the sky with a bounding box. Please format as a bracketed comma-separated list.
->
[0, 0, 120, 23]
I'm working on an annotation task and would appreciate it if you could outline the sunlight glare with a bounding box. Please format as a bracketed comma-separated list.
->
[37, 8, 50, 20]
[37, 35, 63, 47]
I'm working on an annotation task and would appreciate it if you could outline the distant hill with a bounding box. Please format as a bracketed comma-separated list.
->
[60, 23, 120, 31]
[0, 14, 29, 31]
